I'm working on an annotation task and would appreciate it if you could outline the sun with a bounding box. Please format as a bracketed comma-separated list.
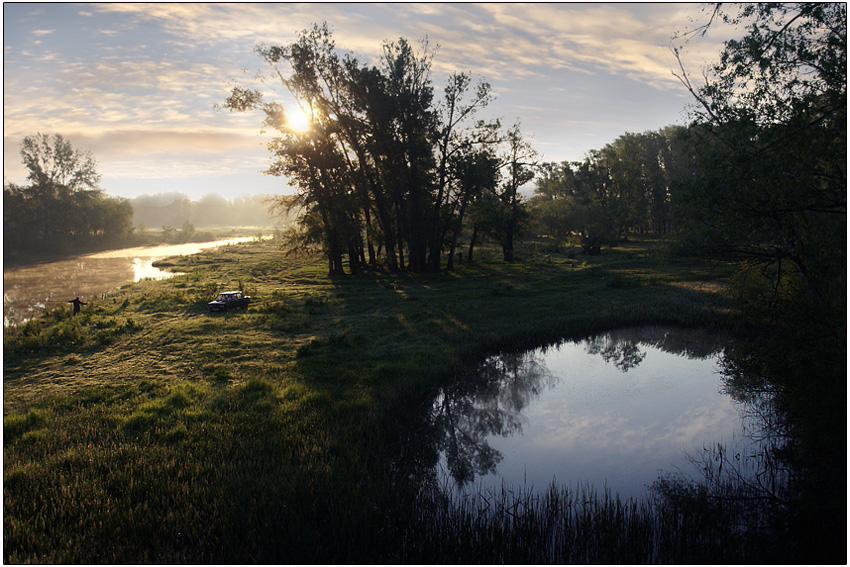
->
[285, 105, 312, 132]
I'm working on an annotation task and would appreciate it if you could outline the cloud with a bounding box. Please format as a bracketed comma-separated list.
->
[4, 3, 728, 196]
[5, 128, 273, 183]
[83, 3, 709, 89]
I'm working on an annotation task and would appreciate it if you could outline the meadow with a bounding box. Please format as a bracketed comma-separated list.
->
[5, 236, 775, 563]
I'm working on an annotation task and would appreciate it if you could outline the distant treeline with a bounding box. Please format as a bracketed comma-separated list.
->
[130, 192, 282, 231]
[4, 181, 134, 256]
[530, 125, 691, 255]
[4, 133, 134, 257]
[2, 132, 289, 258]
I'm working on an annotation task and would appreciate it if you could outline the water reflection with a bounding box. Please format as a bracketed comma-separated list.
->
[427, 352, 556, 486]
[394, 327, 767, 501]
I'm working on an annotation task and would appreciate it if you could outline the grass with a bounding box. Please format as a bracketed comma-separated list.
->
[4, 235, 753, 562]
[401, 479, 779, 564]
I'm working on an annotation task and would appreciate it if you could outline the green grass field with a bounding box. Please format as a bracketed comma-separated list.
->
[4, 236, 746, 562]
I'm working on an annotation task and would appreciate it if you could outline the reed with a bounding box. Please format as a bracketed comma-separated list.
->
[394, 475, 783, 563]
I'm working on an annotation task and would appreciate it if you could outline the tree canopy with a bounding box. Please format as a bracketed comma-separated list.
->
[673, 3, 846, 312]
[225, 23, 532, 274]
[531, 126, 692, 254]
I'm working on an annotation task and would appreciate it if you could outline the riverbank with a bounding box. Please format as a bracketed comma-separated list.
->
[3, 226, 272, 269]
[5, 236, 747, 562]
[3, 232, 276, 328]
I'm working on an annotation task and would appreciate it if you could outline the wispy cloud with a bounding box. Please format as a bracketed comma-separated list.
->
[4, 3, 728, 197]
[85, 3, 703, 89]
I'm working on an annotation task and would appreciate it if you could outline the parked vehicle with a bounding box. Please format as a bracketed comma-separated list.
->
[208, 291, 251, 312]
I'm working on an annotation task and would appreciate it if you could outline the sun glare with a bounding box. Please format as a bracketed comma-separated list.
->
[286, 106, 311, 132]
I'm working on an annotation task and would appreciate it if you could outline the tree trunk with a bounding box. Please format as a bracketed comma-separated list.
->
[347, 243, 361, 274]
[503, 212, 515, 262]
[467, 224, 480, 263]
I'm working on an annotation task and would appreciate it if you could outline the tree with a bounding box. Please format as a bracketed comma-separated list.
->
[531, 127, 694, 253]
[444, 144, 500, 270]
[497, 121, 536, 262]
[4, 134, 132, 255]
[673, 3, 846, 311]
[19, 133, 101, 194]
[224, 23, 504, 275]
[429, 73, 498, 270]
[672, 7, 846, 560]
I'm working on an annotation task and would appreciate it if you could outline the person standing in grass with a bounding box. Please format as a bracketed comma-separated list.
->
[68, 297, 86, 315]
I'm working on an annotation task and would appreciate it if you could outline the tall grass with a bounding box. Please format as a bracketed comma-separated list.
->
[397, 478, 782, 564]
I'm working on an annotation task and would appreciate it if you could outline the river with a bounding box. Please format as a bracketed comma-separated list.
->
[3, 237, 259, 326]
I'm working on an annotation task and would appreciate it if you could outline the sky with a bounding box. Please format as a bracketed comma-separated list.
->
[3, 2, 731, 201]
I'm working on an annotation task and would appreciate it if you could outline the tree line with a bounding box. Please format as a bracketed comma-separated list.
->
[229, 6, 844, 302]
[130, 192, 284, 231]
[3, 133, 134, 256]
[530, 125, 692, 255]
[523, 2, 846, 305]
[225, 23, 536, 275]
[3, 134, 288, 258]
[672, 3, 845, 316]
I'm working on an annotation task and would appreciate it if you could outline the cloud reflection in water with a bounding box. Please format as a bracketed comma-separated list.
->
[396, 327, 755, 501]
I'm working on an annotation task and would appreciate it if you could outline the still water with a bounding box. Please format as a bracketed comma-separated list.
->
[3, 237, 256, 326]
[397, 327, 764, 501]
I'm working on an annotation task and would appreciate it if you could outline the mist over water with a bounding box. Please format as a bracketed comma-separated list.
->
[3, 237, 255, 326]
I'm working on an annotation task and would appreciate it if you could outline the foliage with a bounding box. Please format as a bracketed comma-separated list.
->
[495, 121, 537, 262]
[531, 126, 692, 254]
[3, 134, 134, 255]
[672, 3, 846, 314]
[224, 23, 528, 274]
[668, 7, 847, 560]
[19, 132, 100, 191]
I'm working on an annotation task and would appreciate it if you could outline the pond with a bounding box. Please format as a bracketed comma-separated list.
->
[3, 237, 258, 326]
[395, 326, 775, 502]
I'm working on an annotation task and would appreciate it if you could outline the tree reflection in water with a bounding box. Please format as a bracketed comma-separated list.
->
[389, 325, 841, 562]
[427, 351, 556, 487]
[584, 335, 646, 372]
[394, 326, 733, 490]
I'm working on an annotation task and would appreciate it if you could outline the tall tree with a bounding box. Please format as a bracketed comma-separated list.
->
[672, 6, 846, 561]
[498, 122, 537, 262]
[19, 133, 101, 194]
[531, 126, 694, 252]
[428, 73, 496, 270]
[224, 23, 503, 274]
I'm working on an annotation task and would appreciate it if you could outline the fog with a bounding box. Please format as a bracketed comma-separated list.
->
[130, 192, 286, 229]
